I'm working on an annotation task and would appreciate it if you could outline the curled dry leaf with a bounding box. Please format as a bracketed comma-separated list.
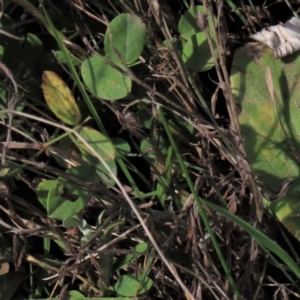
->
[250, 17, 300, 58]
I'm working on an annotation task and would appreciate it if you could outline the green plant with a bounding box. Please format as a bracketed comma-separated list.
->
[3, 0, 300, 299]
[177, 5, 216, 72]
[231, 42, 300, 240]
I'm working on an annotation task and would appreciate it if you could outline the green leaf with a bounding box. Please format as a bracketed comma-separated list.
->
[178, 5, 217, 39]
[231, 44, 300, 239]
[42, 71, 81, 125]
[114, 274, 153, 296]
[112, 137, 131, 155]
[47, 183, 85, 220]
[63, 215, 81, 228]
[46, 166, 98, 220]
[81, 55, 131, 100]
[64, 290, 85, 300]
[104, 13, 146, 65]
[55, 50, 81, 66]
[77, 219, 94, 246]
[36, 180, 57, 209]
[77, 126, 116, 161]
[181, 32, 214, 72]
[76, 126, 117, 185]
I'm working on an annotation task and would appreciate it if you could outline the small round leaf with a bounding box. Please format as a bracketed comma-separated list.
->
[104, 13, 146, 65]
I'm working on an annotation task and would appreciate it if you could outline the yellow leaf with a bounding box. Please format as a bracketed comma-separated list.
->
[42, 71, 81, 125]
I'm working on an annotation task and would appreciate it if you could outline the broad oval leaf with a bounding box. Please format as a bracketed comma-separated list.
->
[231, 43, 300, 239]
[104, 13, 146, 65]
[181, 32, 214, 72]
[81, 55, 131, 100]
[76, 126, 116, 161]
[42, 71, 81, 125]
